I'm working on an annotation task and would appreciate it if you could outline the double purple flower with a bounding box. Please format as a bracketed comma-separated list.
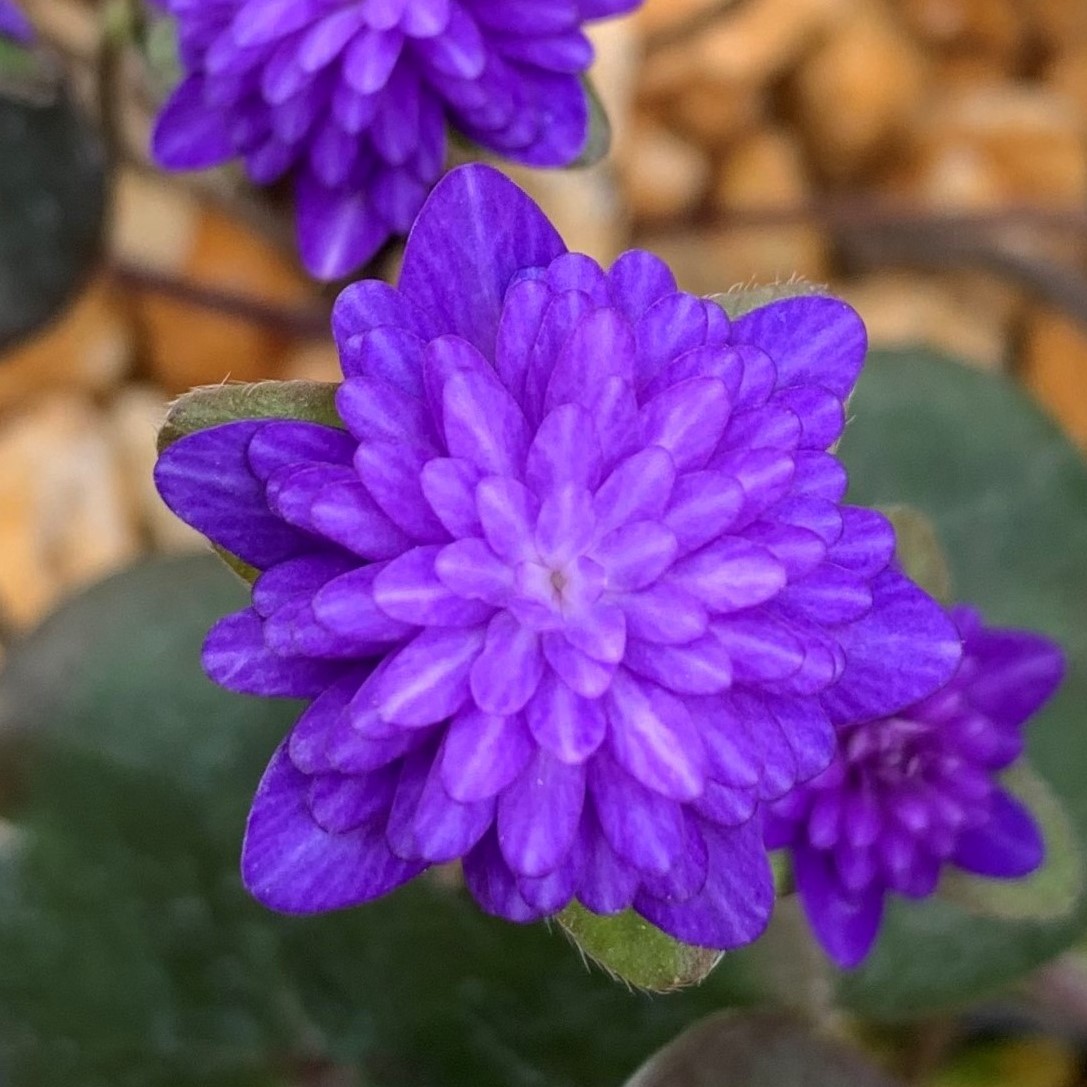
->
[154, 164, 962, 950]
[767, 606, 1064, 967]
[151, 0, 640, 278]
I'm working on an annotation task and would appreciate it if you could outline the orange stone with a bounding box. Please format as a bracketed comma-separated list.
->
[0, 278, 132, 412]
[134, 206, 318, 395]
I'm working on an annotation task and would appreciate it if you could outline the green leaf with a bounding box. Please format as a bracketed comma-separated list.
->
[940, 762, 1084, 924]
[556, 902, 721, 993]
[573, 76, 611, 168]
[0, 557, 757, 1086]
[881, 504, 954, 603]
[622, 1011, 901, 1087]
[829, 349, 1087, 1017]
[0, 64, 107, 351]
[710, 278, 827, 320]
[156, 380, 342, 453]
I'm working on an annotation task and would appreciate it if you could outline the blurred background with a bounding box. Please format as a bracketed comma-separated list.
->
[2, 1, 1087, 1084]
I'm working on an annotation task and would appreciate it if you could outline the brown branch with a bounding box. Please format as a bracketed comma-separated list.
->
[111, 261, 332, 338]
[675, 200, 1087, 329]
[694, 200, 1087, 236]
[834, 220, 1087, 328]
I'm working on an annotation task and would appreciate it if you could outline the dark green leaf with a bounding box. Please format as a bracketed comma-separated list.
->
[0, 60, 107, 350]
[556, 902, 721, 992]
[573, 77, 611, 168]
[622, 1011, 901, 1087]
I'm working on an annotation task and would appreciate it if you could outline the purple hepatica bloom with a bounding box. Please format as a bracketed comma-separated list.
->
[0, 0, 33, 43]
[766, 605, 1065, 969]
[151, 0, 640, 279]
[154, 163, 962, 950]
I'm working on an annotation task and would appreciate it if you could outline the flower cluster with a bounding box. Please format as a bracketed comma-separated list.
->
[0, 0, 32, 43]
[154, 164, 964, 950]
[151, 0, 640, 278]
[766, 605, 1064, 967]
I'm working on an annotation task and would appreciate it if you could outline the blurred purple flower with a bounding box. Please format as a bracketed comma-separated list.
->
[0, 0, 33, 43]
[767, 605, 1064, 968]
[154, 164, 962, 950]
[150, 0, 639, 279]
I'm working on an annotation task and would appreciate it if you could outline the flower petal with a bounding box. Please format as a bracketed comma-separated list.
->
[953, 789, 1044, 878]
[152, 75, 236, 169]
[363, 625, 486, 726]
[203, 608, 346, 697]
[640, 377, 730, 472]
[524, 670, 607, 762]
[606, 672, 706, 800]
[498, 749, 586, 876]
[668, 538, 786, 613]
[793, 844, 884, 968]
[732, 296, 867, 401]
[593, 447, 676, 535]
[821, 569, 963, 724]
[470, 612, 545, 714]
[312, 564, 417, 642]
[463, 829, 546, 923]
[374, 545, 495, 626]
[155, 422, 309, 569]
[589, 751, 685, 876]
[242, 743, 424, 913]
[960, 621, 1065, 729]
[635, 819, 773, 950]
[440, 707, 535, 802]
[398, 164, 565, 358]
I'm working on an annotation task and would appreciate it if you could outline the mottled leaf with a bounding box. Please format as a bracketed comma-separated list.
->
[157, 380, 342, 453]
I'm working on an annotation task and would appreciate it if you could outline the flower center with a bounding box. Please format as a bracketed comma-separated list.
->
[509, 555, 606, 631]
[844, 715, 936, 787]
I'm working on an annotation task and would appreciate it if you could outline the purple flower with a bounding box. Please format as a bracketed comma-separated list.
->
[766, 605, 1064, 968]
[151, 0, 640, 279]
[154, 164, 961, 950]
[0, 0, 33, 43]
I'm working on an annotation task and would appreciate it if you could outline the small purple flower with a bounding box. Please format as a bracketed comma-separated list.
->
[151, 0, 640, 279]
[766, 605, 1064, 968]
[154, 164, 962, 950]
[0, 0, 33, 43]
